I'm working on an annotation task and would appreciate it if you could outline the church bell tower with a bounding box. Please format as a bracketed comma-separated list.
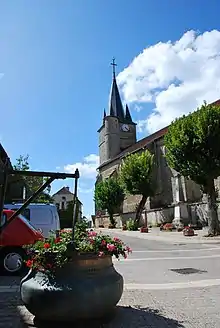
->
[98, 59, 137, 166]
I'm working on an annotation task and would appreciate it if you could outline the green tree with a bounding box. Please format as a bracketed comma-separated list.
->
[13, 154, 53, 203]
[58, 199, 81, 228]
[119, 150, 154, 224]
[94, 177, 125, 227]
[164, 102, 220, 236]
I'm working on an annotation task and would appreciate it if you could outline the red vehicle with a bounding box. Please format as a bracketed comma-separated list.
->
[0, 209, 43, 275]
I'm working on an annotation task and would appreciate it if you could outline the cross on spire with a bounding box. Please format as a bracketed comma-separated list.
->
[111, 57, 117, 79]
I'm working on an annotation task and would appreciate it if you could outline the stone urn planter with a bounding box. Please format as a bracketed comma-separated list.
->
[20, 226, 131, 323]
[20, 254, 123, 322]
[183, 227, 194, 236]
[140, 226, 148, 233]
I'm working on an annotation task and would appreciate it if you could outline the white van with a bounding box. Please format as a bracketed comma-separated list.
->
[4, 203, 60, 238]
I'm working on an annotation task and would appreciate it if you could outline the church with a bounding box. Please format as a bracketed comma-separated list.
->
[95, 61, 219, 228]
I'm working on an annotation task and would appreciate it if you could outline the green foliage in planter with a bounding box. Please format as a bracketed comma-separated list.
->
[24, 227, 132, 275]
[165, 102, 220, 236]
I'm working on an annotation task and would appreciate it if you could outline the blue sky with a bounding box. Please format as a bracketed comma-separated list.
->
[1, 0, 220, 218]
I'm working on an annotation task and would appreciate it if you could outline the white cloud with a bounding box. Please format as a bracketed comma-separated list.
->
[133, 104, 143, 112]
[64, 154, 99, 179]
[117, 30, 220, 134]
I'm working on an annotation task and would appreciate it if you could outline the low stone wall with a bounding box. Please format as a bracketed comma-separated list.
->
[95, 207, 174, 228]
[94, 201, 220, 228]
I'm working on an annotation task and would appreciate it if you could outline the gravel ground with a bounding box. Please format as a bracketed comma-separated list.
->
[1, 285, 220, 328]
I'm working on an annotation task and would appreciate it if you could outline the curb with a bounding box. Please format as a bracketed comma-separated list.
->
[97, 229, 220, 244]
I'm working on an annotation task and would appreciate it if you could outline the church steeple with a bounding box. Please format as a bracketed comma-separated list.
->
[103, 109, 106, 120]
[109, 58, 125, 121]
[125, 104, 133, 123]
[98, 59, 137, 166]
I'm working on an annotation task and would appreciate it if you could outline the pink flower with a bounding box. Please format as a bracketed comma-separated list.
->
[89, 239, 95, 244]
[126, 246, 132, 254]
[123, 253, 127, 259]
[88, 231, 97, 237]
[113, 237, 121, 243]
[98, 251, 104, 257]
[101, 240, 106, 246]
[107, 243, 116, 252]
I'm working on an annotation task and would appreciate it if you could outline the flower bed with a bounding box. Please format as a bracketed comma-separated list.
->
[25, 228, 132, 274]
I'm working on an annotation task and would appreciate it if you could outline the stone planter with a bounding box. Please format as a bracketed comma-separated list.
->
[140, 227, 148, 233]
[183, 229, 194, 236]
[20, 254, 123, 322]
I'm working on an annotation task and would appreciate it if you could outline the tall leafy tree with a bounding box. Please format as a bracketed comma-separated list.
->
[94, 177, 124, 227]
[13, 155, 52, 203]
[165, 102, 220, 236]
[119, 150, 154, 224]
[58, 199, 81, 228]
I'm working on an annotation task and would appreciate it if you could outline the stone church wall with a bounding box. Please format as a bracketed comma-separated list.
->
[96, 135, 213, 228]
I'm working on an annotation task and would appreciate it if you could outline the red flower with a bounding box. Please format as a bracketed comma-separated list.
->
[44, 243, 50, 249]
[101, 239, 106, 246]
[46, 263, 53, 269]
[26, 259, 33, 268]
[54, 237, 61, 243]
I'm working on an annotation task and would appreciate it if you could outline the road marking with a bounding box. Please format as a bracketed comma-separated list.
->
[0, 285, 19, 293]
[132, 247, 220, 253]
[125, 279, 220, 290]
[114, 254, 220, 262]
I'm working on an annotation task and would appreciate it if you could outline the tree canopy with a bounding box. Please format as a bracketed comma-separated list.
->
[164, 102, 220, 235]
[94, 177, 124, 227]
[120, 150, 154, 223]
[13, 154, 53, 203]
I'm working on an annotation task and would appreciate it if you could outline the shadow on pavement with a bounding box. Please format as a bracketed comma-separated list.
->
[18, 304, 185, 328]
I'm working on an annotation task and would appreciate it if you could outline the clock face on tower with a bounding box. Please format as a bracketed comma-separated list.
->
[121, 124, 130, 132]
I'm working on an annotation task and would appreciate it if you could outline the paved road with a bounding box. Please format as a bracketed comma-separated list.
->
[1, 233, 220, 327]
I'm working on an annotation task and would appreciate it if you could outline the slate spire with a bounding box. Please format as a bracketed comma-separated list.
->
[125, 104, 133, 123]
[109, 58, 125, 121]
[103, 109, 106, 119]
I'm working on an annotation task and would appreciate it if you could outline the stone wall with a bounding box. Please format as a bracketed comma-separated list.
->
[96, 134, 218, 228]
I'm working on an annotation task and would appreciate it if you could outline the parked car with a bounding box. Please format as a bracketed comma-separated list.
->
[4, 203, 60, 237]
[0, 209, 43, 275]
